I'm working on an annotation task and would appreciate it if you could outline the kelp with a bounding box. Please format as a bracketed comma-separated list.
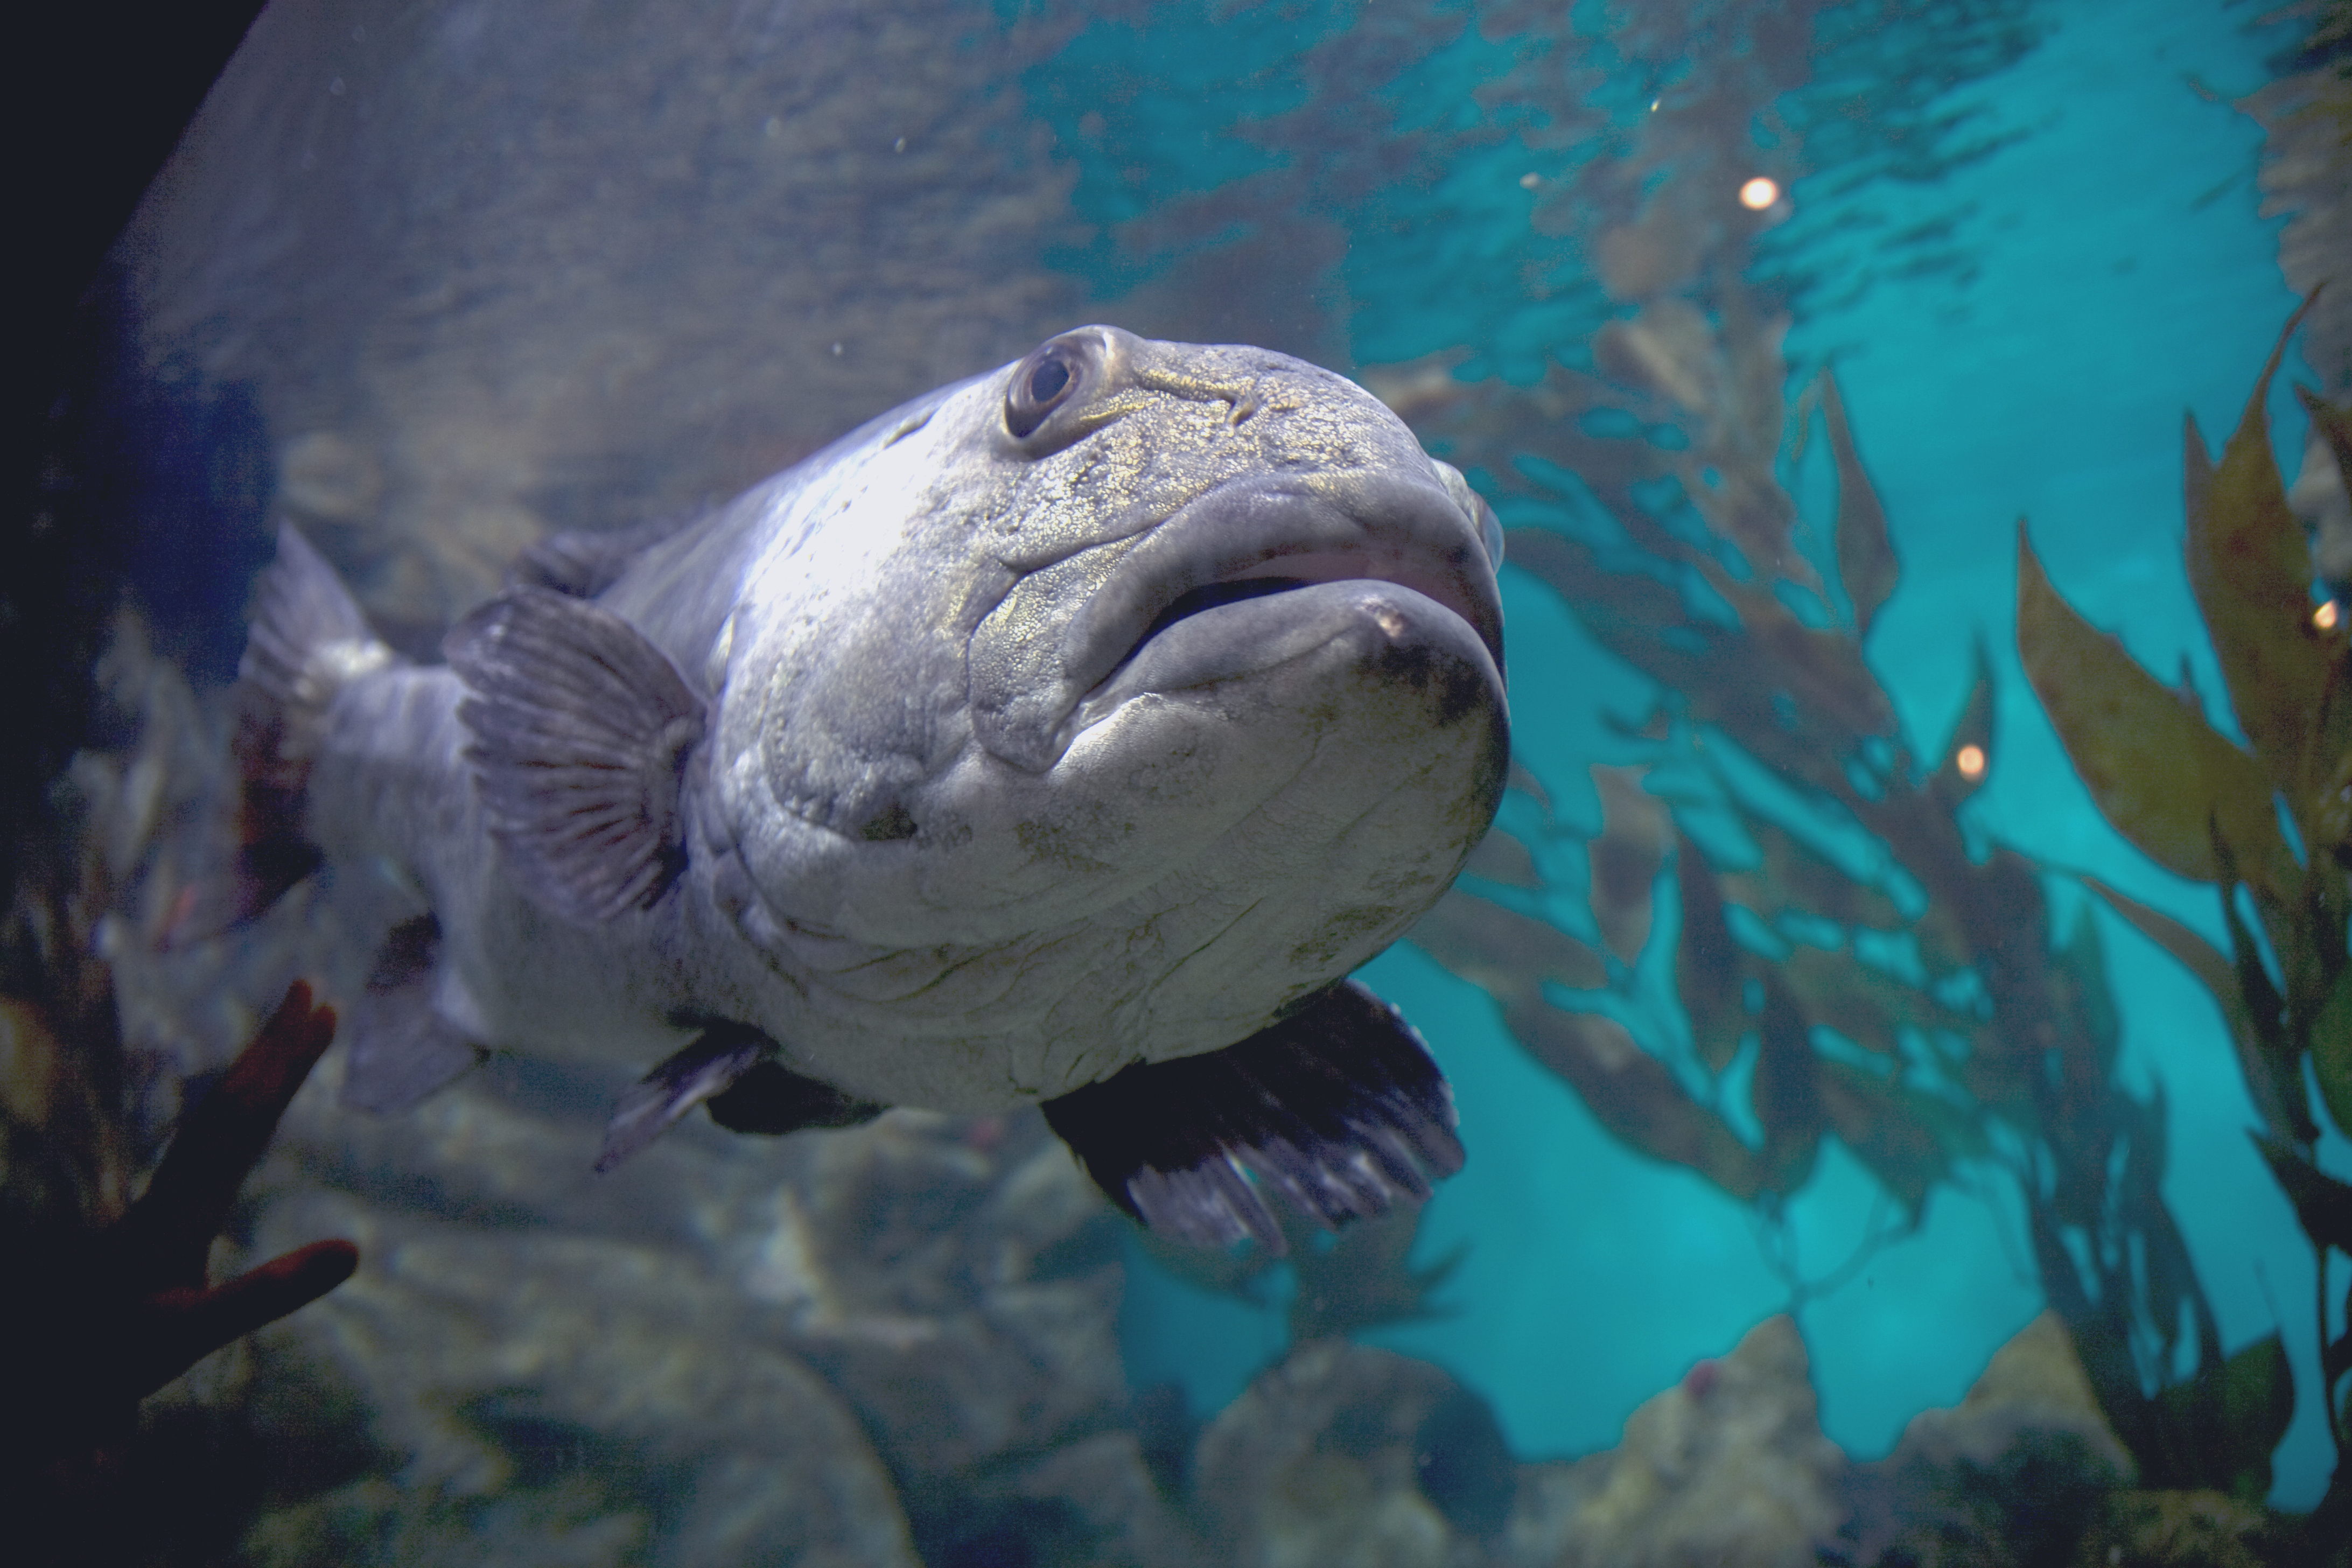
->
[1397, 277, 2313, 1514]
[2016, 295, 2352, 1534]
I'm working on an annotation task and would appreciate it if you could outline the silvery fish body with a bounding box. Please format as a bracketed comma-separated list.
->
[236, 327, 1508, 1249]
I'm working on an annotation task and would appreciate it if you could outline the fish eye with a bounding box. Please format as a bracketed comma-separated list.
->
[1028, 357, 1070, 403]
[1005, 340, 1087, 439]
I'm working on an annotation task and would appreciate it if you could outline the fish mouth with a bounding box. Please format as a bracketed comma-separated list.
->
[1069, 575, 1500, 740]
[965, 468, 1506, 772]
[1063, 472, 1505, 713]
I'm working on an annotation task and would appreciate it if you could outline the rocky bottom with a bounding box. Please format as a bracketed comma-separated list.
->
[12, 617, 2325, 1568]
[103, 1099, 2308, 1568]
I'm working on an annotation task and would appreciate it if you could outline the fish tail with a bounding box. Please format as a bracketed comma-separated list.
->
[169, 526, 394, 944]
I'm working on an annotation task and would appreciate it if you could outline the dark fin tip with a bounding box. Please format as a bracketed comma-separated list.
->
[707, 1060, 887, 1135]
[1040, 979, 1464, 1255]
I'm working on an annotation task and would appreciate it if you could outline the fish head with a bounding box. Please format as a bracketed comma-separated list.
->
[706, 326, 1507, 1052]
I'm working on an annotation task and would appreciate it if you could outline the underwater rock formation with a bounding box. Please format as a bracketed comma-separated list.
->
[1510, 1317, 1845, 1568]
[1194, 1339, 1513, 1566]
[1188, 1318, 1842, 1568]
[1835, 1311, 2134, 1567]
[230, 1089, 1147, 1564]
[46, 617, 2332, 1563]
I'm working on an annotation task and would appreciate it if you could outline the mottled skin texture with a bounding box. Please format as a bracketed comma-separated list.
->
[306, 328, 1508, 1112]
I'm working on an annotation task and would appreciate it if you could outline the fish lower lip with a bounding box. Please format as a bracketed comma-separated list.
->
[1070, 578, 1499, 734]
[1125, 577, 1312, 659]
[1063, 477, 1506, 699]
[969, 471, 1506, 773]
[1107, 554, 1475, 680]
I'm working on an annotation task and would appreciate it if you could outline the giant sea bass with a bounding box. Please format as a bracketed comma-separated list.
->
[223, 327, 1509, 1252]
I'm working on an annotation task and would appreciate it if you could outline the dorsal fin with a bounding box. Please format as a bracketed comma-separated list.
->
[443, 586, 707, 925]
[509, 514, 696, 599]
[239, 523, 395, 755]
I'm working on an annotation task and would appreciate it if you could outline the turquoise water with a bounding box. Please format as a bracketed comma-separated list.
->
[1104, 0, 2341, 1507]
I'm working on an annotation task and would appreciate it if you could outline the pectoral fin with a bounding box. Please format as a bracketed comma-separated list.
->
[443, 586, 706, 925]
[705, 1061, 886, 1136]
[596, 1026, 885, 1171]
[596, 1026, 769, 1172]
[1040, 980, 1465, 1255]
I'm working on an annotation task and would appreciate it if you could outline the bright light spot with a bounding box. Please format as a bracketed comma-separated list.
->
[2316, 599, 2342, 632]
[1955, 744, 1987, 782]
[1649, 97, 1661, 112]
[1519, 171, 1542, 190]
[1739, 177, 1780, 211]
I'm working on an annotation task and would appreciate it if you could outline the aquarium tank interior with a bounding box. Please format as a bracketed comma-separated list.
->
[4, 0, 2350, 1563]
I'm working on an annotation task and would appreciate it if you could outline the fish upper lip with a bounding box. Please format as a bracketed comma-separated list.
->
[1059, 471, 1503, 705]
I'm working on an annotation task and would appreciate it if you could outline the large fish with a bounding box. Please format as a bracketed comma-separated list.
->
[229, 326, 1508, 1251]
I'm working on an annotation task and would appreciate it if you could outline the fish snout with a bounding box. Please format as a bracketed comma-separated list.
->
[965, 460, 1507, 775]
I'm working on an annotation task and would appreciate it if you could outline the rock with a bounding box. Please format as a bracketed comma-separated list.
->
[2070, 1490, 2279, 1568]
[236, 1185, 922, 1566]
[996, 1431, 1220, 1568]
[216, 1081, 1171, 1566]
[1508, 1315, 1846, 1568]
[1835, 1310, 2134, 1567]
[778, 1114, 1129, 1481]
[1195, 1338, 1515, 1568]
[2243, 2, 2352, 407]
[1943, 1311, 2133, 1467]
[275, 432, 384, 531]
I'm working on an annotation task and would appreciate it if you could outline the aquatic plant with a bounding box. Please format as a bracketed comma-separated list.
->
[2015, 295, 2352, 1534]
[1393, 276, 2321, 1516]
